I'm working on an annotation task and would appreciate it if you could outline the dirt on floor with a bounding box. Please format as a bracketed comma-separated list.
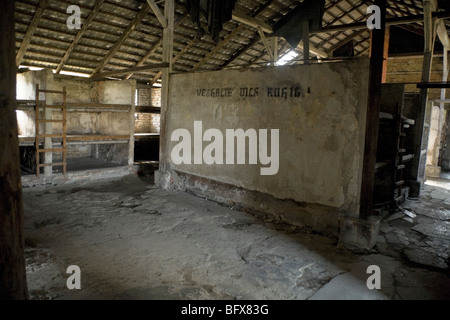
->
[22, 174, 450, 300]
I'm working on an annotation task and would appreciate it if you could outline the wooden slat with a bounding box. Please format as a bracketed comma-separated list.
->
[147, 0, 167, 28]
[67, 135, 130, 141]
[62, 86, 67, 175]
[35, 84, 40, 178]
[36, 148, 65, 153]
[135, 106, 161, 113]
[36, 119, 65, 123]
[91, 3, 149, 75]
[16, 0, 49, 66]
[91, 63, 169, 79]
[38, 162, 66, 167]
[159, 0, 174, 172]
[152, 38, 196, 83]
[36, 134, 64, 138]
[359, 0, 386, 218]
[36, 89, 65, 94]
[67, 103, 130, 109]
[56, 0, 105, 73]
[123, 13, 188, 80]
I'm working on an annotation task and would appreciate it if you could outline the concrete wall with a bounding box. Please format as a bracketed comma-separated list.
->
[162, 59, 369, 233]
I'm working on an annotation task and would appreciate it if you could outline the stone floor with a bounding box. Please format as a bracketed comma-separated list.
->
[22, 174, 450, 300]
[376, 174, 450, 270]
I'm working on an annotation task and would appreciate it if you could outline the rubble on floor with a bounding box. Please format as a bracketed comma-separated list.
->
[376, 181, 450, 270]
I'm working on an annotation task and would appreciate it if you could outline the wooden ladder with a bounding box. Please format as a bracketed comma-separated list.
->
[35, 84, 67, 177]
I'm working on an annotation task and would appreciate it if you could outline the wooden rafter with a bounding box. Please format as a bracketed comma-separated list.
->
[16, 0, 49, 66]
[56, 0, 104, 74]
[151, 38, 197, 83]
[124, 13, 188, 80]
[326, 29, 367, 53]
[147, 0, 167, 28]
[191, 0, 277, 72]
[91, 63, 169, 79]
[91, 3, 149, 76]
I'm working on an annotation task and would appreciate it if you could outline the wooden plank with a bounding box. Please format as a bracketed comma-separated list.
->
[36, 89, 64, 94]
[36, 119, 65, 123]
[382, 27, 390, 83]
[62, 86, 67, 175]
[159, 0, 174, 172]
[191, 25, 245, 72]
[232, 9, 273, 33]
[56, 0, 104, 74]
[35, 84, 40, 178]
[67, 135, 130, 141]
[36, 134, 64, 138]
[67, 103, 130, 109]
[152, 38, 197, 83]
[16, 0, 49, 66]
[302, 20, 310, 63]
[409, 0, 437, 196]
[417, 82, 450, 88]
[91, 63, 169, 79]
[91, 3, 149, 75]
[147, 0, 167, 28]
[257, 27, 274, 61]
[360, 0, 386, 218]
[124, 13, 188, 80]
[38, 162, 66, 167]
[215, 0, 278, 70]
[135, 106, 161, 113]
[37, 148, 65, 153]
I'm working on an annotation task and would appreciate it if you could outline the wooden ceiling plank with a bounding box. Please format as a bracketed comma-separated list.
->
[56, 0, 104, 74]
[16, 0, 49, 66]
[91, 3, 149, 76]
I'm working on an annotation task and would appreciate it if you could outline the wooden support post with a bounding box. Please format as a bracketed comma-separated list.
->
[409, 0, 437, 197]
[35, 84, 40, 177]
[302, 20, 310, 64]
[382, 26, 390, 84]
[272, 36, 278, 64]
[0, 0, 28, 299]
[159, 0, 174, 172]
[147, 0, 168, 28]
[360, 0, 386, 218]
[257, 27, 274, 61]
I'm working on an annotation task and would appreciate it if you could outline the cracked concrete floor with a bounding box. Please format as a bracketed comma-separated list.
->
[23, 175, 450, 300]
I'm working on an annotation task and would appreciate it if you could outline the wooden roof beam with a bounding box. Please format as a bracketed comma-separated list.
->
[91, 3, 149, 76]
[16, 0, 49, 66]
[124, 13, 188, 80]
[56, 0, 104, 74]
[147, 0, 167, 28]
[191, 0, 276, 72]
[232, 10, 273, 33]
[91, 62, 169, 79]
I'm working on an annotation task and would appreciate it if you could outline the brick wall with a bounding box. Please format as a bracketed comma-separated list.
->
[135, 112, 160, 133]
[151, 87, 161, 107]
[135, 86, 161, 133]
